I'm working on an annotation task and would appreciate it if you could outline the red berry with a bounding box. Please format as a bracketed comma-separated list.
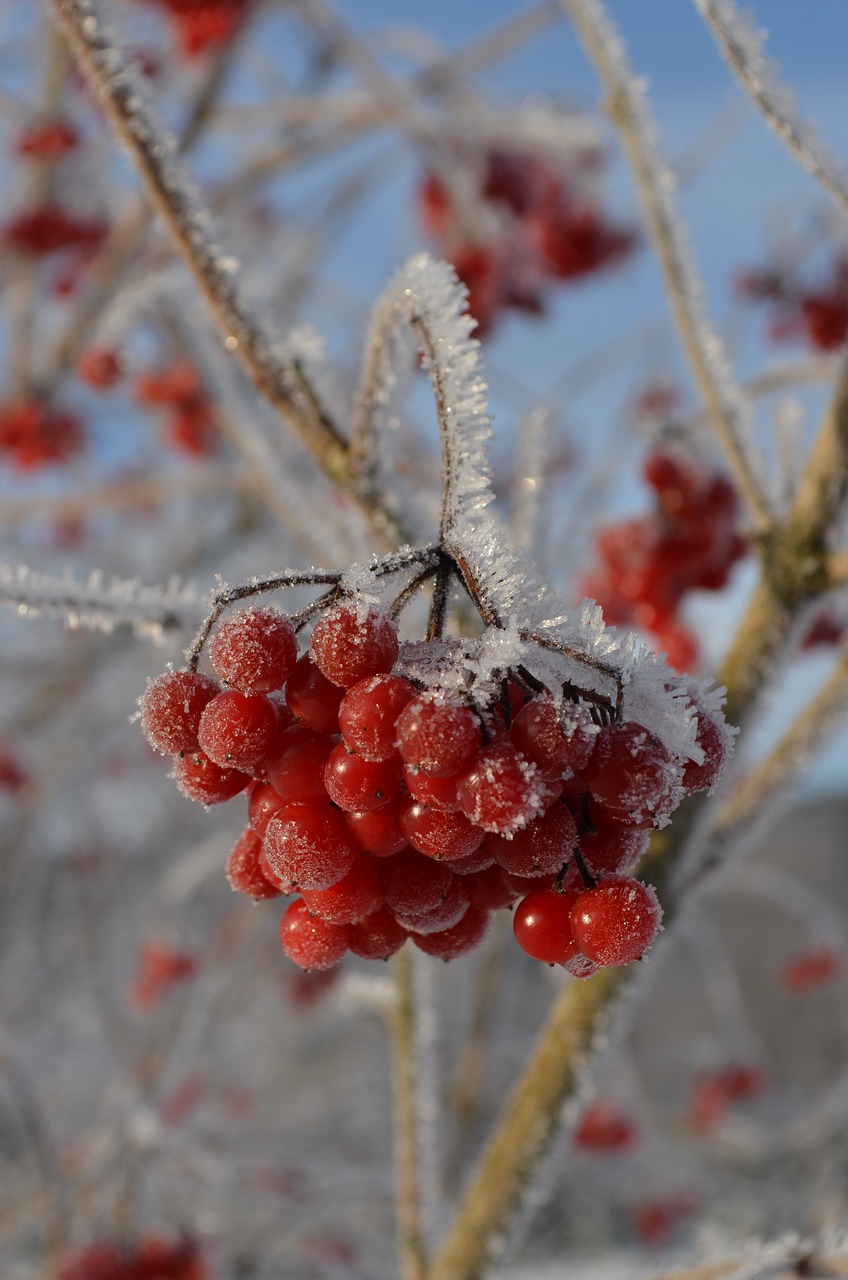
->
[402, 764, 462, 811]
[285, 653, 345, 732]
[573, 1101, 637, 1152]
[263, 802, 357, 891]
[264, 724, 336, 802]
[487, 803, 578, 878]
[461, 864, 518, 910]
[395, 694, 481, 777]
[247, 779, 288, 838]
[681, 706, 729, 793]
[579, 804, 650, 876]
[210, 606, 298, 694]
[570, 876, 662, 966]
[226, 827, 282, 899]
[139, 669, 220, 755]
[513, 887, 582, 964]
[779, 946, 843, 993]
[323, 742, 402, 812]
[76, 346, 123, 389]
[344, 799, 408, 858]
[174, 751, 251, 805]
[442, 844, 497, 876]
[457, 741, 560, 836]
[584, 723, 682, 826]
[413, 905, 491, 960]
[400, 797, 485, 861]
[383, 850, 455, 919]
[510, 697, 597, 780]
[338, 674, 416, 760]
[349, 907, 409, 960]
[279, 898, 349, 971]
[310, 602, 398, 688]
[197, 690, 278, 771]
[399, 878, 469, 935]
[301, 858, 383, 925]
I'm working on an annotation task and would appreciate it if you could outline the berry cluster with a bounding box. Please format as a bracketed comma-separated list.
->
[418, 147, 635, 336]
[128, 940, 199, 1009]
[1, 204, 108, 258]
[779, 945, 843, 993]
[581, 449, 747, 672]
[0, 400, 84, 469]
[77, 346, 125, 391]
[688, 1063, 765, 1134]
[141, 592, 730, 976]
[56, 1237, 206, 1280]
[132, 0, 252, 58]
[134, 361, 217, 456]
[737, 254, 848, 352]
[13, 117, 80, 160]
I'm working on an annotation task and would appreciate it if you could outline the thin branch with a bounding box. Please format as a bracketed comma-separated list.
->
[51, 0, 349, 481]
[559, 0, 773, 533]
[694, 0, 848, 219]
[390, 948, 429, 1280]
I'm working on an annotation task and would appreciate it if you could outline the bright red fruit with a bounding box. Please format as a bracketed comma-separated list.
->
[285, 653, 345, 732]
[263, 802, 357, 891]
[510, 696, 597, 779]
[210, 606, 298, 693]
[226, 827, 282, 899]
[573, 1101, 637, 1152]
[395, 694, 481, 777]
[349, 907, 409, 960]
[323, 743, 402, 811]
[570, 876, 662, 966]
[457, 740, 559, 835]
[247, 780, 288, 838]
[139, 669, 220, 755]
[487, 803, 577, 878]
[344, 799, 408, 857]
[681, 706, 729, 793]
[264, 724, 336, 802]
[301, 858, 383, 925]
[279, 898, 349, 971]
[338, 674, 416, 760]
[197, 690, 278, 770]
[400, 798, 485, 861]
[585, 722, 682, 826]
[173, 751, 251, 805]
[76, 346, 123, 389]
[402, 764, 462, 811]
[513, 887, 582, 964]
[413, 905, 491, 959]
[310, 602, 398, 688]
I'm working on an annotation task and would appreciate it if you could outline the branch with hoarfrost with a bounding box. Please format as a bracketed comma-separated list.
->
[391, 948, 429, 1280]
[694, 0, 848, 219]
[559, 0, 773, 533]
[646, 1236, 847, 1279]
[50, 0, 350, 483]
[0, 562, 203, 640]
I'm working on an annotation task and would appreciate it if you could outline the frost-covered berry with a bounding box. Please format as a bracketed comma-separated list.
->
[349, 907, 409, 960]
[413, 905, 491, 959]
[457, 740, 560, 835]
[339, 673, 416, 760]
[209, 605, 298, 694]
[197, 690, 278, 771]
[395, 693, 481, 777]
[301, 858, 383, 925]
[263, 802, 357, 891]
[174, 750, 251, 805]
[139, 669, 220, 755]
[279, 898, 349, 971]
[310, 602, 399, 688]
[400, 798, 485, 861]
[226, 827, 283, 899]
[584, 722, 682, 826]
[487, 802, 578, 878]
[570, 876, 662, 966]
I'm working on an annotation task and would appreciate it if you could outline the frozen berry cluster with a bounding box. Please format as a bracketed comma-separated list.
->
[133, 360, 217, 456]
[0, 399, 84, 470]
[56, 1236, 206, 1280]
[418, 147, 635, 337]
[140, 599, 730, 974]
[737, 254, 848, 353]
[131, 0, 252, 59]
[581, 449, 747, 672]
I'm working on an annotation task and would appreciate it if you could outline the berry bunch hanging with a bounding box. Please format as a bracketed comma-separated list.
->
[581, 447, 748, 671]
[417, 146, 635, 336]
[737, 252, 848, 352]
[140, 551, 730, 978]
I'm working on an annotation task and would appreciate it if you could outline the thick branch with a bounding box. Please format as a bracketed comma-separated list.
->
[391, 948, 429, 1280]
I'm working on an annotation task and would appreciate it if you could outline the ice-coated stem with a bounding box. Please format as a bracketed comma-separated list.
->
[559, 0, 773, 533]
[50, 0, 350, 481]
[391, 948, 429, 1280]
[428, 967, 624, 1280]
[694, 0, 848, 219]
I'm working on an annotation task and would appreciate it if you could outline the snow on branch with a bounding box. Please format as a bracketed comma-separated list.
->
[354, 255, 711, 763]
[0, 562, 203, 640]
[694, 0, 848, 219]
[50, 0, 349, 480]
[560, 0, 773, 532]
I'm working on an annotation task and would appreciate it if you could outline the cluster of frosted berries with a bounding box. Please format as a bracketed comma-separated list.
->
[581, 450, 747, 672]
[737, 253, 848, 352]
[56, 1237, 206, 1280]
[140, 601, 730, 974]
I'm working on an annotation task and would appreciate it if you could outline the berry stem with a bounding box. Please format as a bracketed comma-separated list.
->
[390, 947, 430, 1280]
